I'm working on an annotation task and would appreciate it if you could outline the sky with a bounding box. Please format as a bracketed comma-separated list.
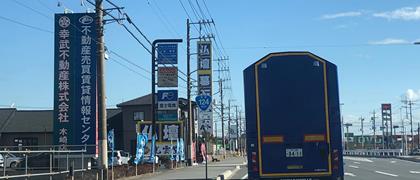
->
[1, 0, 420, 136]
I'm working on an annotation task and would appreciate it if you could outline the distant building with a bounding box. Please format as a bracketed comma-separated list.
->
[0, 94, 197, 156]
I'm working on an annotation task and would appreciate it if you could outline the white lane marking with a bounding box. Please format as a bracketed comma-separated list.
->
[353, 162, 361, 164]
[345, 172, 356, 177]
[241, 174, 248, 179]
[410, 171, 420, 174]
[344, 156, 373, 162]
[374, 171, 399, 177]
[390, 160, 396, 163]
[349, 165, 359, 169]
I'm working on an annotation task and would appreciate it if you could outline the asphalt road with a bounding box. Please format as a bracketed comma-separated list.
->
[344, 156, 420, 180]
[230, 157, 420, 180]
[135, 156, 247, 180]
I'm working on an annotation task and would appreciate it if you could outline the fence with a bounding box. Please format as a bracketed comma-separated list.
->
[0, 145, 96, 180]
[344, 149, 404, 157]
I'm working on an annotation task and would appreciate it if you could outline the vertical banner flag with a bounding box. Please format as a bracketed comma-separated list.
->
[197, 41, 213, 135]
[54, 13, 98, 153]
[108, 129, 115, 165]
[134, 133, 148, 165]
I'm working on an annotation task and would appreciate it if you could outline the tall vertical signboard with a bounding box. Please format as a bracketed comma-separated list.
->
[155, 43, 182, 155]
[197, 41, 213, 135]
[381, 103, 392, 148]
[54, 13, 98, 153]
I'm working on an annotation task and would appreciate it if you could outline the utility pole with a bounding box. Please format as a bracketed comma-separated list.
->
[418, 122, 420, 149]
[235, 105, 240, 153]
[219, 80, 225, 158]
[371, 111, 377, 149]
[96, 0, 108, 179]
[409, 100, 414, 152]
[343, 123, 352, 150]
[215, 56, 229, 158]
[360, 117, 365, 149]
[186, 18, 193, 166]
[186, 19, 215, 164]
[238, 110, 243, 156]
[228, 100, 231, 152]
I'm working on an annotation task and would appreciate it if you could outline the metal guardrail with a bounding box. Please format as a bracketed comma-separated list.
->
[344, 149, 404, 157]
[0, 145, 96, 179]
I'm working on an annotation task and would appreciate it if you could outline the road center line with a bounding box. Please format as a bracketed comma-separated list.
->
[349, 165, 359, 169]
[374, 171, 398, 177]
[344, 172, 356, 177]
[241, 174, 248, 179]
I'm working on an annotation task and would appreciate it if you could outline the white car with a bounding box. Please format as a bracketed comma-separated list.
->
[119, 151, 131, 165]
[108, 150, 131, 166]
[108, 151, 122, 166]
[3, 153, 23, 168]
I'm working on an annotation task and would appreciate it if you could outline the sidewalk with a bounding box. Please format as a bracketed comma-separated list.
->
[121, 156, 246, 180]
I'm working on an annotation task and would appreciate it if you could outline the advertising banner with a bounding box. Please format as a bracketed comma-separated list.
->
[158, 67, 178, 87]
[54, 13, 97, 153]
[197, 41, 213, 135]
[157, 44, 178, 64]
[157, 90, 178, 110]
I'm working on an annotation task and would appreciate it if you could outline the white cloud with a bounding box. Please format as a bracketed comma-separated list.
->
[321, 11, 362, 19]
[405, 89, 420, 101]
[368, 38, 409, 45]
[373, 6, 420, 20]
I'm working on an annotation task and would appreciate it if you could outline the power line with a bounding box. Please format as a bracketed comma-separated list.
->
[12, 0, 52, 20]
[109, 58, 151, 80]
[0, 15, 53, 34]
[109, 50, 151, 74]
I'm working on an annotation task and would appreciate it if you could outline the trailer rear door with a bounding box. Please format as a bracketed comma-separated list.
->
[254, 53, 332, 177]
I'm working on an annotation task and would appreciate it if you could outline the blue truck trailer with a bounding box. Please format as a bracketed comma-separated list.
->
[243, 52, 344, 180]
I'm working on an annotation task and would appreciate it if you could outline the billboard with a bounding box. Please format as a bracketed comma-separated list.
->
[157, 90, 178, 110]
[197, 41, 213, 135]
[54, 13, 97, 153]
[158, 67, 178, 87]
[157, 44, 178, 64]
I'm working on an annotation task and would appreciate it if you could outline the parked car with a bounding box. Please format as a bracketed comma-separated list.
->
[1, 153, 23, 168]
[108, 151, 122, 166]
[108, 150, 131, 166]
[120, 151, 131, 165]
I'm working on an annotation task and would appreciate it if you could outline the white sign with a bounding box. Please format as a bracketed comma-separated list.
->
[158, 67, 178, 87]
[286, 148, 303, 157]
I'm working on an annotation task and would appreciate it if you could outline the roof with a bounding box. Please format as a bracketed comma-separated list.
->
[0, 108, 122, 133]
[0, 109, 52, 133]
[117, 94, 152, 107]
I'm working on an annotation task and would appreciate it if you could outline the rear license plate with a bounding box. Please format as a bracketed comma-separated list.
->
[286, 148, 303, 157]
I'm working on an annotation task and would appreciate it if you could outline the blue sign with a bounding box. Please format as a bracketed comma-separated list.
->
[54, 13, 97, 153]
[108, 129, 114, 165]
[157, 44, 178, 64]
[158, 90, 178, 110]
[157, 90, 178, 101]
[196, 95, 212, 111]
[158, 110, 178, 121]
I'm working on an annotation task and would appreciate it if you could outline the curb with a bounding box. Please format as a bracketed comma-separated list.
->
[216, 165, 241, 180]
